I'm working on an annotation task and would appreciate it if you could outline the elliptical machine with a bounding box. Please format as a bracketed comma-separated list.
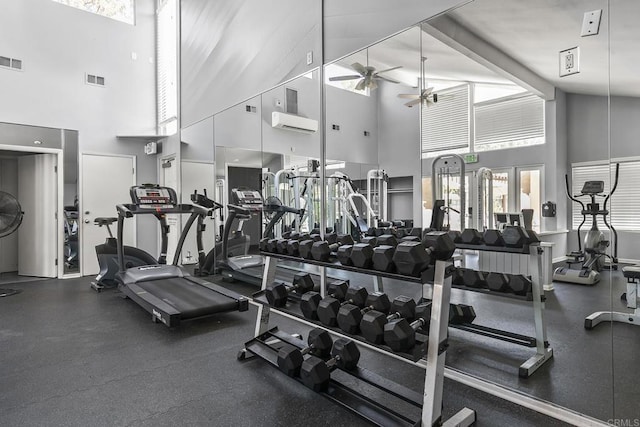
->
[553, 163, 619, 285]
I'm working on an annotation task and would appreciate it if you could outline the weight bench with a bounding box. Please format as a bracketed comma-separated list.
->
[584, 265, 640, 329]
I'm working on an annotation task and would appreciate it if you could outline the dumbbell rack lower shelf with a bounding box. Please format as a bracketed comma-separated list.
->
[238, 255, 476, 427]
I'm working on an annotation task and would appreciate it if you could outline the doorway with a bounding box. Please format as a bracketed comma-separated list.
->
[80, 153, 136, 276]
[0, 146, 63, 280]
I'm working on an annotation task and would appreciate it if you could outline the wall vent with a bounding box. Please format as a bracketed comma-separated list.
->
[86, 73, 106, 86]
[0, 56, 23, 71]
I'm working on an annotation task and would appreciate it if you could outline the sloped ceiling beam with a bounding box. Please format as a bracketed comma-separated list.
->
[423, 14, 556, 100]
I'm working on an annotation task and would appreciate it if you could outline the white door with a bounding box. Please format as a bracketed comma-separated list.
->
[161, 157, 180, 263]
[18, 154, 58, 277]
[81, 154, 136, 276]
[181, 161, 215, 264]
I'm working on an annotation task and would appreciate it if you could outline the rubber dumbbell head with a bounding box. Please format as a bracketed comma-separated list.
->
[422, 231, 456, 262]
[300, 338, 360, 391]
[508, 274, 532, 296]
[372, 245, 395, 272]
[336, 292, 391, 334]
[501, 226, 527, 247]
[299, 280, 349, 320]
[286, 239, 301, 256]
[449, 304, 476, 325]
[265, 275, 315, 307]
[277, 328, 333, 377]
[486, 272, 510, 292]
[447, 230, 462, 244]
[317, 286, 368, 327]
[392, 241, 430, 277]
[462, 269, 486, 288]
[350, 243, 374, 269]
[299, 239, 315, 259]
[383, 302, 431, 352]
[460, 228, 483, 244]
[360, 295, 416, 344]
[377, 234, 398, 247]
[336, 245, 353, 266]
[483, 229, 504, 246]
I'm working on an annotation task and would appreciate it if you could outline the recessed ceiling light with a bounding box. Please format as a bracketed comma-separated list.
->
[33, 140, 42, 145]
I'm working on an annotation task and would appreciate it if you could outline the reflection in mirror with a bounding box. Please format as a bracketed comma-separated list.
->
[62, 130, 79, 274]
[608, 1, 640, 423]
[417, 0, 615, 423]
[325, 27, 422, 240]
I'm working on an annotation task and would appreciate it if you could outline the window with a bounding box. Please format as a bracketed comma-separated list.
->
[52, 0, 135, 25]
[491, 171, 510, 214]
[421, 83, 545, 157]
[156, 0, 177, 135]
[421, 84, 470, 155]
[474, 93, 545, 152]
[571, 161, 640, 231]
[518, 167, 543, 232]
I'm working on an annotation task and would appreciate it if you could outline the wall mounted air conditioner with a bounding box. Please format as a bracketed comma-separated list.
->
[272, 111, 318, 134]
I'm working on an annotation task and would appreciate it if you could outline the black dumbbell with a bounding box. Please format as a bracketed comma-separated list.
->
[447, 230, 462, 244]
[336, 244, 353, 265]
[383, 302, 432, 352]
[300, 338, 361, 391]
[299, 239, 315, 259]
[377, 234, 398, 247]
[372, 245, 396, 272]
[350, 243, 375, 269]
[508, 274, 532, 296]
[449, 304, 476, 324]
[266, 238, 281, 253]
[392, 232, 456, 277]
[310, 235, 355, 261]
[317, 286, 369, 327]
[460, 228, 483, 244]
[400, 235, 420, 243]
[502, 226, 540, 247]
[486, 272, 509, 292]
[462, 269, 486, 288]
[265, 273, 315, 307]
[360, 236, 378, 246]
[299, 280, 349, 320]
[483, 229, 504, 246]
[360, 295, 417, 344]
[277, 328, 333, 377]
[336, 292, 391, 334]
[259, 237, 270, 252]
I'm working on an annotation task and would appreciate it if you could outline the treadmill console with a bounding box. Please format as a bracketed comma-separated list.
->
[130, 184, 178, 209]
[231, 189, 263, 212]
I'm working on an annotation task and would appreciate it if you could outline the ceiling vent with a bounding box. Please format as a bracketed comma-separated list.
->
[86, 73, 106, 86]
[0, 56, 23, 71]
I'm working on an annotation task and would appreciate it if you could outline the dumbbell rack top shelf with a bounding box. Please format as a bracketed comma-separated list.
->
[238, 255, 476, 427]
[455, 242, 532, 254]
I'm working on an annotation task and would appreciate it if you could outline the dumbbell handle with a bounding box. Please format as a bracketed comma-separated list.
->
[409, 317, 428, 331]
[385, 311, 405, 322]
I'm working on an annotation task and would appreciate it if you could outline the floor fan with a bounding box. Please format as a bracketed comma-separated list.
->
[0, 191, 24, 297]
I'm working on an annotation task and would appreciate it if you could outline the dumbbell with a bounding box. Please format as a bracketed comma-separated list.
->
[299, 280, 349, 320]
[336, 292, 391, 334]
[392, 231, 456, 277]
[317, 286, 369, 327]
[336, 244, 353, 265]
[284, 233, 310, 256]
[310, 235, 355, 262]
[300, 338, 361, 391]
[447, 230, 462, 244]
[449, 304, 476, 324]
[259, 237, 270, 252]
[277, 328, 333, 377]
[501, 226, 540, 247]
[462, 269, 486, 288]
[383, 302, 432, 352]
[509, 274, 532, 296]
[460, 228, 483, 244]
[483, 229, 504, 246]
[486, 272, 509, 292]
[265, 273, 315, 307]
[350, 242, 375, 269]
[372, 245, 396, 272]
[360, 295, 417, 344]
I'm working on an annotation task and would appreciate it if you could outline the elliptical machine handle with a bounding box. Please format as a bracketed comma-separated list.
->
[603, 163, 620, 212]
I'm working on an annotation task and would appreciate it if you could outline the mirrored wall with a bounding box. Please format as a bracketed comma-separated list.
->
[178, 0, 640, 422]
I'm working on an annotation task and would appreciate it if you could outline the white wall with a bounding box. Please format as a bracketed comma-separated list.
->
[0, 0, 158, 253]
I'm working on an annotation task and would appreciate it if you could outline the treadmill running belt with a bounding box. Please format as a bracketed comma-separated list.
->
[136, 278, 239, 319]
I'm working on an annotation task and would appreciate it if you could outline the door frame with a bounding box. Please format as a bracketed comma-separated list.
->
[79, 152, 137, 277]
[0, 144, 64, 278]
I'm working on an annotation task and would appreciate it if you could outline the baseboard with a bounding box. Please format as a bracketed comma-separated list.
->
[552, 256, 640, 266]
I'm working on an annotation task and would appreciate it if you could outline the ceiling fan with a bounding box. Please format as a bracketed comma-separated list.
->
[397, 87, 438, 108]
[329, 62, 403, 91]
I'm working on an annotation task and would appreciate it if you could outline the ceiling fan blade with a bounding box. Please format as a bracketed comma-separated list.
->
[422, 87, 434, 96]
[397, 94, 419, 99]
[376, 65, 403, 74]
[376, 75, 401, 84]
[405, 98, 422, 107]
[329, 75, 362, 81]
[351, 62, 367, 76]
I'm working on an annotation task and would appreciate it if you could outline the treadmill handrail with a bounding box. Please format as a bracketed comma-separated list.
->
[227, 204, 252, 216]
[117, 203, 212, 217]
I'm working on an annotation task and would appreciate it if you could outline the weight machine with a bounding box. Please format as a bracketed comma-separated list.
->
[366, 169, 388, 227]
[272, 160, 320, 236]
[431, 153, 466, 231]
[327, 172, 378, 236]
[475, 167, 494, 230]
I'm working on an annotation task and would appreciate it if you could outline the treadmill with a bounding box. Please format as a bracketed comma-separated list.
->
[115, 184, 248, 327]
[218, 189, 332, 287]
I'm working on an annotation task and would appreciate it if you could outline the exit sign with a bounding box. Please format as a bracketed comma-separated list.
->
[463, 153, 478, 163]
